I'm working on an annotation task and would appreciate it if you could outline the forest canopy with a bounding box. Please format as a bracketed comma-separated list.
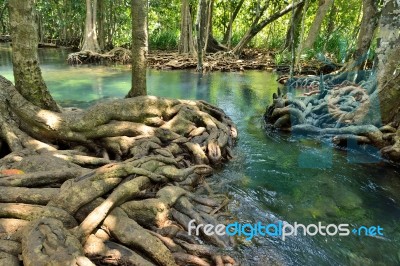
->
[0, 0, 369, 62]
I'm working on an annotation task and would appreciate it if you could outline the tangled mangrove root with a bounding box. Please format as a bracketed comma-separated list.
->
[67, 47, 132, 64]
[148, 50, 275, 72]
[264, 72, 400, 163]
[0, 75, 239, 265]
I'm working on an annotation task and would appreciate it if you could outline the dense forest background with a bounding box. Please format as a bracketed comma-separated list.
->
[0, 0, 371, 64]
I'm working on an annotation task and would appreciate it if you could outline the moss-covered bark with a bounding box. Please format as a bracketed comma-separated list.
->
[127, 0, 148, 97]
[376, 0, 400, 124]
[81, 0, 100, 52]
[8, 0, 60, 112]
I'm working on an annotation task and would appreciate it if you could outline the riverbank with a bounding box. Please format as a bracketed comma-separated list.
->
[64, 45, 341, 74]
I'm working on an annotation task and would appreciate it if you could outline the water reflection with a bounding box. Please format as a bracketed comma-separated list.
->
[0, 44, 399, 265]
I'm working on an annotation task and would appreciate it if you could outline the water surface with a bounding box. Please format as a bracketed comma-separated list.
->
[1, 44, 399, 266]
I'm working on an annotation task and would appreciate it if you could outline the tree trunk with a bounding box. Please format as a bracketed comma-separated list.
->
[222, 0, 244, 48]
[204, 0, 225, 53]
[376, 0, 400, 125]
[8, 0, 60, 112]
[232, 0, 304, 55]
[126, 0, 148, 97]
[195, 0, 208, 71]
[204, 0, 213, 52]
[0, 0, 8, 34]
[178, 0, 194, 54]
[325, 1, 337, 40]
[97, 0, 105, 50]
[302, 0, 334, 51]
[107, 0, 113, 48]
[283, 1, 305, 51]
[345, 0, 379, 71]
[81, 0, 100, 52]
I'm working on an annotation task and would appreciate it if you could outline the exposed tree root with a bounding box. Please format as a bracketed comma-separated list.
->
[0, 75, 239, 265]
[173, 252, 211, 266]
[0, 239, 21, 255]
[148, 50, 274, 72]
[265, 72, 400, 163]
[0, 251, 20, 266]
[84, 234, 155, 266]
[0, 203, 77, 228]
[0, 218, 29, 241]
[67, 47, 132, 64]
[0, 187, 59, 204]
[21, 218, 95, 266]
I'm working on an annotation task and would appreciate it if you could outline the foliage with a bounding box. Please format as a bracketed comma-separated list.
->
[0, 0, 380, 64]
[274, 51, 292, 65]
[149, 31, 179, 50]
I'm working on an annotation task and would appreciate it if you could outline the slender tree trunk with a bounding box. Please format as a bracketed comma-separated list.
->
[107, 0, 113, 48]
[325, 1, 337, 40]
[0, 0, 8, 34]
[178, 0, 194, 54]
[204, 0, 225, 53]
[8, 0, 60, 112]
[97, 0, 105, 50]
[233, 0, 304, 55]
[195, 0, 208, 71]
[126, 0, 148, 97]
[376, 0, 400, 124]
[81, 0, 100, 52]
[345, 0, 379, 71]
[204, 0, 213, 52]
[295, 0, 309, 70]
[302, 0, 334, 51]
[222, 0, 244, 48]
[283, 1, 305, 51]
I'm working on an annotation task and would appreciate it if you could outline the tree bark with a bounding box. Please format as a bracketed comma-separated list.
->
[107, 0, 113, 48]
[81, 0, 100, 52]
[178, 0, 194, 54]
[302, 0, 334, 51]
[325, 1, 337, 41]
[345, 0, 379, 71]
[8, 0, 60, 112]
[195, 0, 208, 71]
[126, 0, 148, 97]
[283, 1, 306, 51]
[376, 0, 400, 125]
[0, 0, 8, 34]
[204, 0, 213, 52]
[204, 0, 225, 53]
[222, 0, 244, 48]
[232, 0, 304, 55]
[97, 0, 105, 50]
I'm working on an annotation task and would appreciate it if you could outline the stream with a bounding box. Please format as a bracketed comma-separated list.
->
[1, 44, 400, 266]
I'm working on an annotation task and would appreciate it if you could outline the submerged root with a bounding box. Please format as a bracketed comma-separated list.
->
[265, 79, 399, 162]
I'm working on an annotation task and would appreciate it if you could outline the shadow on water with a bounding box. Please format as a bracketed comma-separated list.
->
[1, 44, 400, 265]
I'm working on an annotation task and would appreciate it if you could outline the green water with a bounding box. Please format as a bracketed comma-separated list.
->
[1, 44, 400, 266]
